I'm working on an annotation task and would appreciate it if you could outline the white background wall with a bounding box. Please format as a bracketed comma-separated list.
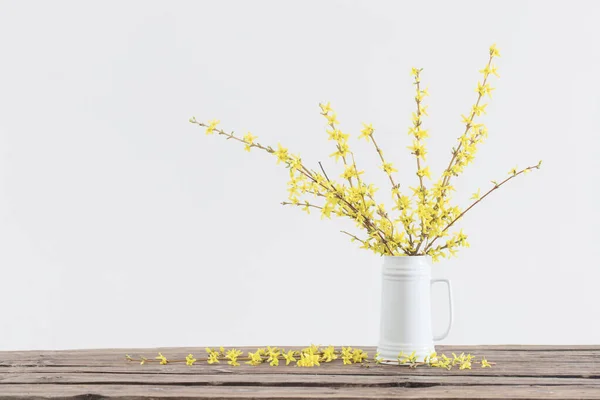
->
[1, 0, 599, 351]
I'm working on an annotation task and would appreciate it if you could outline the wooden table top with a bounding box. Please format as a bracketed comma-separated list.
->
[0, 345, 599, 399]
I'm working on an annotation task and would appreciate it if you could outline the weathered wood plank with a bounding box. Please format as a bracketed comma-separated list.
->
[2, 365, 600, 379]
[1, 346, 599, 399]
[1, 384, 600, 399]
[1, 372, 599, 387]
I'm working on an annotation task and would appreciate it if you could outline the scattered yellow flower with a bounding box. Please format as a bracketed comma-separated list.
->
[245, 351, 263, 366]
[283, 350, 297, 365]
[321, 345, 339, 362]
[297, 351, 321, 367]
[207, 351, 220, 364]
[226, 349, 243, 366]
[351, 348, 368, 364]
[374, 352, 383, 364]
[155, 353, 168, 365]
[186, 354, 196, 366]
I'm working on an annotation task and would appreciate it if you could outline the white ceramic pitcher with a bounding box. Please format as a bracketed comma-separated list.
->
[376, 255, 453, 363]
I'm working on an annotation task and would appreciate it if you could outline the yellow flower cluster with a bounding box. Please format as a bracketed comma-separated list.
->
[155, 352, 168, 365]
[189, 44, 541, 261]
[126, 345, 493, 369]
[397, 351, 492, 370]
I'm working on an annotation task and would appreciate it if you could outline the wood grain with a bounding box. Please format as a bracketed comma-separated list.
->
[0, 346, 599, 399]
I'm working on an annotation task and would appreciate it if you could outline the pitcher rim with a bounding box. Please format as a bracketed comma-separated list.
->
[382, 255, 429, 258]
[382, 254, 432, 267]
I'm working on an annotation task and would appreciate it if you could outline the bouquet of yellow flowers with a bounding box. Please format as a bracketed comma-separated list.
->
[190, 44, 540, 262]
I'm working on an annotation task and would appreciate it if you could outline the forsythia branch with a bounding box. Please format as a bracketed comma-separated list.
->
[190, 44, 540, 262]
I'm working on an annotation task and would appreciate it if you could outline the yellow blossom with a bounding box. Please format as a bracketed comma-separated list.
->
[297, 351, 321, 367]
[155, 353, 168, 365]
[407, 141, 427, 159]
[301, 200, 311, 214]
[282, 350, 297, 365]
[341, 347, 354, 365]
[417, 166, 431, 179]
[381, 162, 398, 174]
[351, 349, 368, 363]
[359, 123, 374, 140]
[205, 119, 220, 135]
[326, 128, 346, 141]
[330, 142, 349, 161]
[207, 351, 220, 364]
[472, 104, 488, 116]
[326, 113, 339, 125]
[245, 351, 263, 366]
[342, 165, 364, 180]
[489, 43, 501, 57]
[410, 67, 420, 76]
[243, 132, 257, 152]
[471, 188, 481, 200]
[321, 346, 338, 362]
[226, 349, 243, 366]
[267, 346, 281, 367]
[476, 82, 495, 98]
[274, 143, 289, 164]
[320, 102, 332, 114]
[288, 154, 302, 170]
[185, 354, 196, 366]
[481, 357, 492, 368]
[480, 64, 500, 78]
[410, 128, 429, 140]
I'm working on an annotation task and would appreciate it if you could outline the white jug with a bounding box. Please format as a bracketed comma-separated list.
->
[377, 255, 453, 363]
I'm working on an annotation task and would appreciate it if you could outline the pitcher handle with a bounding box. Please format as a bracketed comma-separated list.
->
[431, 278, 453, 341]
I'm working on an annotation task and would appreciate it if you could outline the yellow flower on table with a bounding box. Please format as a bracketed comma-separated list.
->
[185, 354, 196, 366]
[155, 353, 168, 365]
[282, 350, 297, 366]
